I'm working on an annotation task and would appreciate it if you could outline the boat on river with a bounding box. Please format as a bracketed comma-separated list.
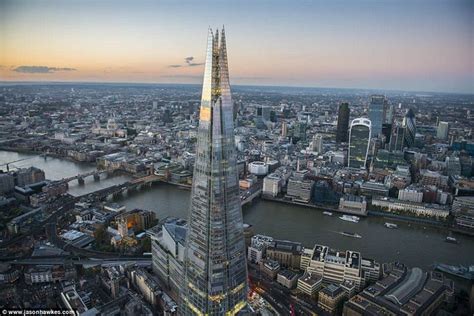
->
[340, 231, 362, 238]
[323, 211, 333, 216]
[339, 215, 360, 223]
[384, 222, 398, 229]
[445, 236, 458, 244]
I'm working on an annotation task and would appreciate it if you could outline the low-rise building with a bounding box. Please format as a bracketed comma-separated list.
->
[286, 177, 314, 203]
[343, 263, 454, 316]
[266, 239, 303, 269]
[260, 259, 280, 279]
[372, 197, 450, 220]
[338, 195, 367, 216]
[318, 284, 346, 315]
[277, 269, 299, 289]
[304, 244, 380, 292]
[297, 272, 322, 298]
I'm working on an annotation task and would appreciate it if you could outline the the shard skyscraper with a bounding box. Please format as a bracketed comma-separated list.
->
[180, 28, 248, 315]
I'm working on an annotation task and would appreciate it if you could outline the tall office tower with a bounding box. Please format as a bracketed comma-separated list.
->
[402, 108, 416, 148]
[437, 121, 449, 140]
[368, 95, 386, 138]
[385, 103, 394, 124]
[180, 28, 248, 315]
[389, 122, 405, 152]
[348, 118, 372, 169]
[381, 123, 392, 145]
[336, 102, 350, 143]
[281, 121, 288, 138]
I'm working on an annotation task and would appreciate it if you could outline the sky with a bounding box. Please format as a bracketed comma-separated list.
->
[0, 0, 473, 93]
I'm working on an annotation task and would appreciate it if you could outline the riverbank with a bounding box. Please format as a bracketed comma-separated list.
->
[367, 210, 448, 228]
[261, 195, 338, 212]
[0, 147, 96, 166]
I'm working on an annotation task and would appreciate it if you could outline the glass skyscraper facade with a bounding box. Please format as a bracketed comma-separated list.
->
[180, 28, 248, 315]
[402, 108, 416, 148]
[348, 118, 372, 169]
[369, 95, 386, 137]
[336, 102, 350, 143]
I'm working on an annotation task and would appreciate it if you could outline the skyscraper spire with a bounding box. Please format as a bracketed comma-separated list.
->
[180, 28, 248, 316]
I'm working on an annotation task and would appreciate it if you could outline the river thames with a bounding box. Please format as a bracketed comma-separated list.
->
[2, 150, 474, 272]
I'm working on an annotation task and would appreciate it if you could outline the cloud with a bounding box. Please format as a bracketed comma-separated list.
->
[168, 56, 204, 68]
[185, 56, 204, 67]
[12, 66, 77, 74]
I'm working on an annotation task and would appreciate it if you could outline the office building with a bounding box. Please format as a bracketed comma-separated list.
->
[336, 102, 350, 143]
[260, 259, 281, 279]
[389, 123, 405, 152]
[148, 217, 186, 298]
[180, 28, 247, 315]
[360, 181, 389, 197]
[247, 234, 273, 264]
[372, 150, 406, 170]
[402, 109, 416, 148]
[368, 95, 386, 137]
[304, 244, 380, 292]
[445, 156, 461, 176]
[452, 196, 474, 230]
[266, 239, 303, 269]
[338, 195, 368, 216]
[276, 269, 299, 289]
[286, 176, 314, 203]
[297, 272, 322, 298]
[437, 121, 449, 140]
[0, 173, 15, 194]
[398, 187, 423, 203]
[281, 121, 288, 138]
[312, 134, 324, 153]
[385, 104, 394, 124]
[263, 173, 283, 197]
[319, 284, 346, 315]
[15, 167, 45, 187]
[293, 122, 307, 142]
[348, 118, 371, 169]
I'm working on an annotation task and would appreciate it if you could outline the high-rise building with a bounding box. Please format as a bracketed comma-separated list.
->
[336, 102, 350, 143]
[368, 95, 386, 138]
[385, 103, 394, 124]
[402, 108, 416, 148]
[312, 134, 323, 153]
[348, 118, 371, 169]
[389, 122, 405, 152]
[180, 28, 247, 315]
[281, 121, 288, 138]
[293, 122, 307, 142]
[437, 121, 449, 140]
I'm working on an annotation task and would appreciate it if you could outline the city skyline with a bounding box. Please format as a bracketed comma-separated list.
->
[1, 0, 473, 94]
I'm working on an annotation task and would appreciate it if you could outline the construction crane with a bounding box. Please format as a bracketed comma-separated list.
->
[0, 156, 38, 172]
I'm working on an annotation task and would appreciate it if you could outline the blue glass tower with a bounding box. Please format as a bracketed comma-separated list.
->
[369, 95, 386, 138]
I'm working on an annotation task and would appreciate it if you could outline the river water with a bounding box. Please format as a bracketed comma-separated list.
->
[2, 150, 474, 272]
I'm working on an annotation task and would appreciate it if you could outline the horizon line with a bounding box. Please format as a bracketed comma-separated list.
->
[0, 79, 472, 96]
